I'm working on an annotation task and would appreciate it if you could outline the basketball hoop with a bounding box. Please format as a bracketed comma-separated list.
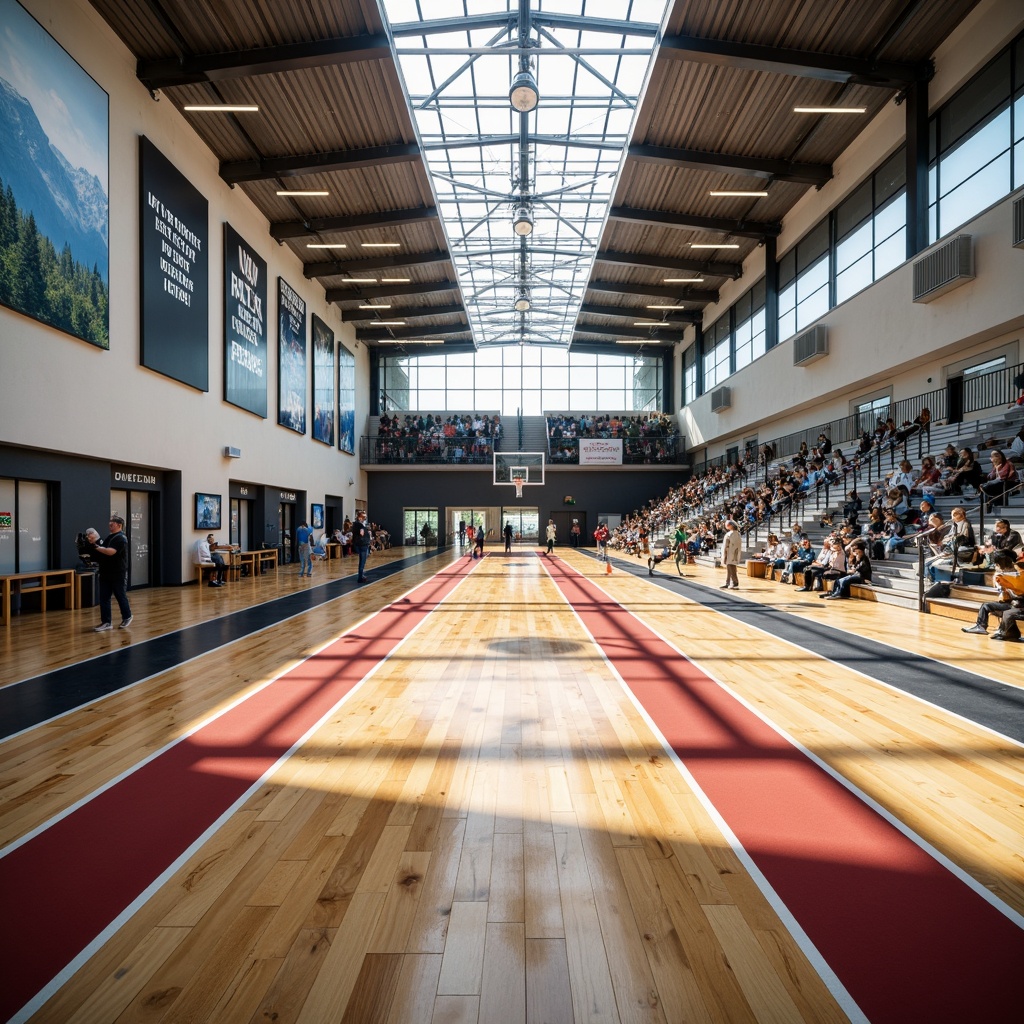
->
[513, 476, 524, 499]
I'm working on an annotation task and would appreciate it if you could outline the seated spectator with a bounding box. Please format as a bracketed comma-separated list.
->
[312, 533, 328, 560]
[926, 506, 975, 583]
[962, 551, 1023, 636]
[895, 407, 930, 444]
[823, 540, 872, 599]
[945, 448, 983, 495]
[796, 537, 846, 592]
[193, 533, 227, 586]
[981, 450, 1019, 512]
[983, 519, 1023, 564]
[887, 460, 915, 496]
[910, 456, 944, 496]
[884, 487, 909, 519]
[842, 490, 863, 526]
[877, 508, 907, 560]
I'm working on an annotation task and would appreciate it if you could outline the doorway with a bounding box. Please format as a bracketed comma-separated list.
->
[278, 501, 296, 563]
[229, 497, 252, 550]
[109, 488, 153, 588]
[500, 507, 539, 544]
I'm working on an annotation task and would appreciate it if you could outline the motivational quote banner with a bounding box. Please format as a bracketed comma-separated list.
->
[224, 223, 268, 417]
[139, 137, 209, 389]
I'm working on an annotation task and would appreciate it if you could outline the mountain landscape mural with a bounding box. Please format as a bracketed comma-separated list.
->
[0, 67, 108, 347]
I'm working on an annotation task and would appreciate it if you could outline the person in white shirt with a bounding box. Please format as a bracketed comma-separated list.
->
[193, 533, 226, 586]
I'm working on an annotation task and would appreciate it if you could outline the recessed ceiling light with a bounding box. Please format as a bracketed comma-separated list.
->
[793, 106, 866, 114]
[663, 277, 704, 283]
[709, 190, 768, 197]
[380, 278, 411, 283]
[306, 243, 347, 249]
[359, 304, 391, 309]
[362, 242, 401, 248]
[183, 104, 259, 112]
[276, 189, 330, 196]
[690, 243, 740, 249]
[371, 321, 407, 326]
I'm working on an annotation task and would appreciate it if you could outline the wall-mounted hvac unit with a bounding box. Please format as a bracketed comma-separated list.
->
[793, 324, 828, 366]
[710, 386, 731, 412]
[1013, 195, 1024, 249]
[912, 234, 974, 302]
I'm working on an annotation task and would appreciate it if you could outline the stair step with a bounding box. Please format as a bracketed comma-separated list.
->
[927, 598, 982, 621]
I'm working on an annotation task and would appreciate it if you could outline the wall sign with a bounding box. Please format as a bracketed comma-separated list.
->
[224, 223, 268, 417]
[139, 137, 209, 387]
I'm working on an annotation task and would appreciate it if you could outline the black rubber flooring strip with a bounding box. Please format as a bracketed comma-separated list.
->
[599, 552, 1024, 745]
[0, 548, 445, 741]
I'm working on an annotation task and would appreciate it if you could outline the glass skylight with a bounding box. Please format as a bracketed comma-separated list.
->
[382, 0, 669, 348]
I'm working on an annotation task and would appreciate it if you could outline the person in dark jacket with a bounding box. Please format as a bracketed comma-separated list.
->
[823, 541, 872, 599]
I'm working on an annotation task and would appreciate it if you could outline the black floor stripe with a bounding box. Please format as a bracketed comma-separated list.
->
[595, 552, 1024, 744]
[0, 549, 445, 741]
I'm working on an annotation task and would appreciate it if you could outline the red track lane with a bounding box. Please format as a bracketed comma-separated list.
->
[0, 560, 476, 1023]
[546, 557, 1023, 1024]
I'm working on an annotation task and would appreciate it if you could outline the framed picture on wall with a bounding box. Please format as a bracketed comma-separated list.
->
[194, 492, 222, 531]
[311, 503, 324, 530]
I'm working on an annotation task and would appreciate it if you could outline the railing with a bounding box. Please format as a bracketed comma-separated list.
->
[361, 436, 496, 465]
[548, 435, 683, 465]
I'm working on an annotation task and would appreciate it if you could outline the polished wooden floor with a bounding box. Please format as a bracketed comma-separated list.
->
[2, 547, 1023, 1023]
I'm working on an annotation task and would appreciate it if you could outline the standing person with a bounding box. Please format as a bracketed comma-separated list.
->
[545, 519, 557, 555]
[673, 522, 689, 575]
[295, 520, 313, 578]
[92, 515, 132, 630]
[594, 522, 609, 561]
[459, 519, 467, 546]
[570, 519, 581, 548]
[503, 521, 514, 552]
[475, 526, 486, 559]
[352, 509, 372, 582]
[720, 519, 742, 590]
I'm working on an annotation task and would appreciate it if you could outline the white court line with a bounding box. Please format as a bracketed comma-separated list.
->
[7, 562, 479, 1024]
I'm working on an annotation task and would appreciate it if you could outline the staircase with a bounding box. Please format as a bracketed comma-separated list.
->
[515, 415, 550, 456]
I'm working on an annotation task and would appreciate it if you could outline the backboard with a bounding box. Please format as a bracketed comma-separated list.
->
[494, 451, 545, 488]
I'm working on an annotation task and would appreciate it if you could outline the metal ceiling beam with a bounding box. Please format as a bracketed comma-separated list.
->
[579, 302, 700, 325]
[222, 143, 421, 184]
[659, 34, 930, 89]
[596, 249, 742, 280]
[341, 303, 464, 322]
[423, 134, 623, 152]
[325, 280, 460, 302]
[586, 279, 719, 303]
[574, 323, 683, 340]
[138, 34, 390, 90]
[628, 144, 832, 187]
[357, 323, 470, 341]
[270, 207, 438, 241]
[389, 11, 656, 37]
[304, 250, 451, 279]
[608, 205, 780, 239]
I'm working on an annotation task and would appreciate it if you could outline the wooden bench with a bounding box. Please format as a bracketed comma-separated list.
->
[325, 542, 342, 560]
[1, 569, 75, 625]
[238, 549, 278, 579]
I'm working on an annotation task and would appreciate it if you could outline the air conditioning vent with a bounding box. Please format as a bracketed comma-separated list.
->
[1013, 195, 1024, 249]
[793, 324, 828, 366]
[912, 234, 974, 302]
[710, 386, 731, 412]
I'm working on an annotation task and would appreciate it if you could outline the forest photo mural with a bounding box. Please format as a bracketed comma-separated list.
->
[0, 0, 109, 347]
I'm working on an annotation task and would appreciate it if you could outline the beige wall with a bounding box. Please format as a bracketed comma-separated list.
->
[676, 0, 1024, 457]
[0, 0, 366, 579]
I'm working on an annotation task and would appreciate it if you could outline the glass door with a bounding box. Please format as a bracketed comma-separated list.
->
[110, 488, 152, 588]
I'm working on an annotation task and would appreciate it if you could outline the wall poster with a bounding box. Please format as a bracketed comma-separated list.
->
[312, 314, 335, 446]
[337, 342, 355, 454]
[277, 277, 306, 433]
[224, 223, 267, 417]
[139, 137, 209, 388]
[0, 0, 109, 347]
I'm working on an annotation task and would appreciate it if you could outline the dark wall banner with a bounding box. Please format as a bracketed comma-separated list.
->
[277, 277, 306, 434]
[312, 314, 335, 446]
[338, 342, 355, 454]
[224, 223, 268, 417]
[139, 137, 208, 387]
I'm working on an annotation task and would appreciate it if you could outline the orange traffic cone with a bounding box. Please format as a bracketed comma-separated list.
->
[605, 559, 612, 575]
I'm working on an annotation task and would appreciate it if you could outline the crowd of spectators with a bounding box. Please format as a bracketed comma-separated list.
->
[373, 412, 502, 464]
[548, 413, 680, 464]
